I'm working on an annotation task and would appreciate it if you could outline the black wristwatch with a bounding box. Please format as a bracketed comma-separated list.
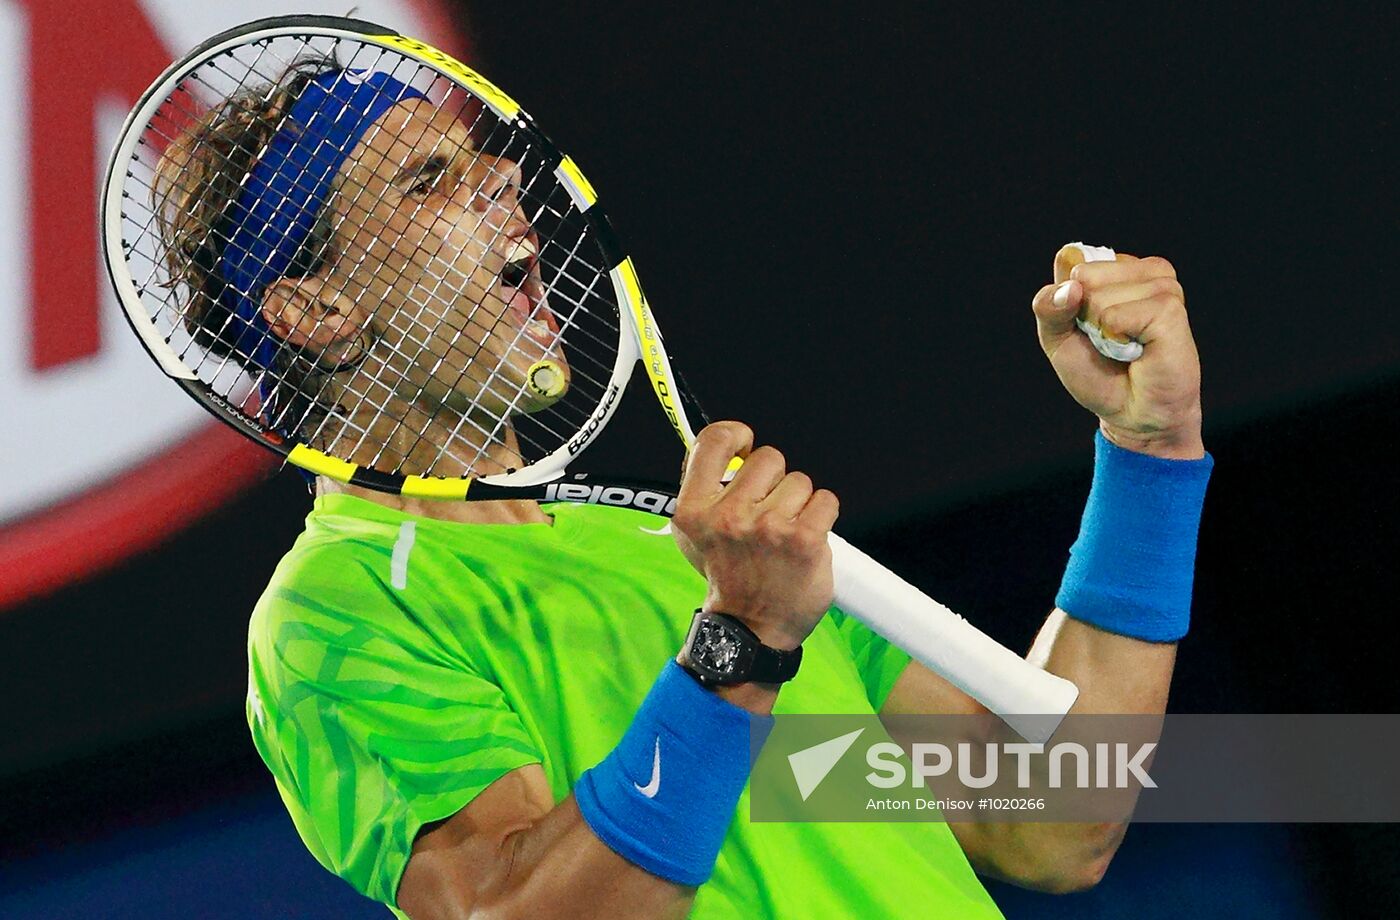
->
[677, 610, 803, 687]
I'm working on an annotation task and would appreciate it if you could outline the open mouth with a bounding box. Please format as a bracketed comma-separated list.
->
[500, 237, 558, 348]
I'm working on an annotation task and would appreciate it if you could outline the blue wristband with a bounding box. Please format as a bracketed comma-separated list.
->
[574, 660, 774, 886]
[1055, 431, 1214, 642]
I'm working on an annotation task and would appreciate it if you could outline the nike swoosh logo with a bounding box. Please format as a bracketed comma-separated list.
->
[639, 522, 671, 536]
[634, 737, 662, 798]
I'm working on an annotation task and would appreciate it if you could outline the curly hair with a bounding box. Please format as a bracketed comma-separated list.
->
[153, 58, 362, 438]
[153, 59, 343, 357]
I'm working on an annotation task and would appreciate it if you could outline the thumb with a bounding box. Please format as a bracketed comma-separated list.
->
[1053, 243, 1085, 285]
[678, 420, 753, 503]
[1053, 242, 1135, 284]
[1031, 278, 1084, 353]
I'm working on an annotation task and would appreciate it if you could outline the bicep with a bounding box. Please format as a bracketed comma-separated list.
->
[398, 763, 555, 920]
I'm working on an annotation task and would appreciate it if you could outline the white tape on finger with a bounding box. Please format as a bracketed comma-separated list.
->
[1068, 242, 1145, 363]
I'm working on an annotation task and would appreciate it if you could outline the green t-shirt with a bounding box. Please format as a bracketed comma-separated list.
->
[246, 493, 1002, 918]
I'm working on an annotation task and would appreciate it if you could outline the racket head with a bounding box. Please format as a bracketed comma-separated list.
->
[102, 15, 703, 500]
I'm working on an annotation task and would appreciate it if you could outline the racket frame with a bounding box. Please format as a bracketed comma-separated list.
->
[101, 16, 661, 500]
[102, 15, 1080, 742]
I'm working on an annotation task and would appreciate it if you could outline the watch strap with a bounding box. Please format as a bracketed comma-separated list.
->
[739, 616, 803, 683]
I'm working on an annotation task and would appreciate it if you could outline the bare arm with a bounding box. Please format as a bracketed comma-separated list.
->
[397, 763, 690, 919]
[400, 422, 836, 918]
[883, 248, 1204, 892]
[400, 683, 788, 919]
[882, 613, 1176, 892]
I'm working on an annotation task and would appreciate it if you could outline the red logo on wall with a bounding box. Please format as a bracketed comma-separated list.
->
[0, 0, 464, 609]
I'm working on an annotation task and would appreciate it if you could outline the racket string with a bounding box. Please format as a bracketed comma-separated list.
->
[134, 39, 346, 390]
[301, 93, 615, 470]
[256, 54, 627, 471]
[332, 100, 553, 468]
[136, 57, 621, 405]
[382, 115, 613, 472]
[122, 33, 631, 482]
[270, 44, 628, 465]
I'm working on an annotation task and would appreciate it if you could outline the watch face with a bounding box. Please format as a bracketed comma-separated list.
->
[692, 619, 744, 677]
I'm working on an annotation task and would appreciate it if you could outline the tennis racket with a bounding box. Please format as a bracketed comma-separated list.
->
[101, 14, 1078, 742]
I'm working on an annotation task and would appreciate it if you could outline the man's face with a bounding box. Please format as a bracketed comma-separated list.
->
[326, 98, 569, 423]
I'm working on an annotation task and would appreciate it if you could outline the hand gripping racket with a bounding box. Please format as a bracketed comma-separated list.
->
[101, 15, 1078, 742]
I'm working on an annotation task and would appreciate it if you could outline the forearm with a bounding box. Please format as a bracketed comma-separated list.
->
[941, 435, 1209, 889]
[934, 615, 1174, 892]
[480, 798, 695, 920]
[1035, 416, 1206, 710]
[400, 790, 692, 920]
[964, 435, 1208, 886]
[949, 612, 1172, 890]
[401, 669, 775, 920]
[476, 682, 778, 919]
[1030, 608, 1176, 715]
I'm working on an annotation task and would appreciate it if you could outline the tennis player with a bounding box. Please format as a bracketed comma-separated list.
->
[165, 63, 1213, 918]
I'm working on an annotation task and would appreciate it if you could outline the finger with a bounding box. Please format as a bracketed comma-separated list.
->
[678, 421, 753, 502]
[1070, 254, 1176, 288]
[1091, 293, 1188, 346]
[1053, 245, 1137, 284]
[720, 445, 788, 504]
[1031, 279, 1085, 353]
[757, 470, 814, 520]
[1053, 244, 1087, 285]
[796, 488, 840, 535]
[1081, 277, 1185, 323]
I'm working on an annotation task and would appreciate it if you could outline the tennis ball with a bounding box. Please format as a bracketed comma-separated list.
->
[527, 360, 567, 399]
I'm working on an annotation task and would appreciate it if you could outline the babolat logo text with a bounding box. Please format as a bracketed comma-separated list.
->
[567, 383, 621, 455]
[544, 483, 678, 516]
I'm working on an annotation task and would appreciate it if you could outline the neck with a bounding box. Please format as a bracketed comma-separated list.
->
[310, 376, 552, 526]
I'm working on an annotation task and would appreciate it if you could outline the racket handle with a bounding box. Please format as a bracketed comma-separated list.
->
[828, 532, 1079, 744]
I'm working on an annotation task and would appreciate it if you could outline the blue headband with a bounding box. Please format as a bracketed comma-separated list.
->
[218, 69, 426, 369]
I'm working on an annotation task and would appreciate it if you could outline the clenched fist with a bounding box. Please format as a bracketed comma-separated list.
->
[671, 421, 839, 651]
[1032, 248, 1204, 459]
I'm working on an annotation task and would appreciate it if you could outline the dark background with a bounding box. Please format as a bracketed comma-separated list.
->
[3, 3, 1396, 917]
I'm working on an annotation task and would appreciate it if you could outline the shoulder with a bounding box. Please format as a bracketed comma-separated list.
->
[255, 529, 388, 620]
[248, 519, 418, 673]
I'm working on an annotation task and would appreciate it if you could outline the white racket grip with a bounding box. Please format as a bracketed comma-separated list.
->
[828, 533, 1079, 744]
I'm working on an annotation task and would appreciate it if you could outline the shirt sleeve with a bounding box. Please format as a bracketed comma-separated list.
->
[825, 607, 913, 710]
[246, 556, 542, 909]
